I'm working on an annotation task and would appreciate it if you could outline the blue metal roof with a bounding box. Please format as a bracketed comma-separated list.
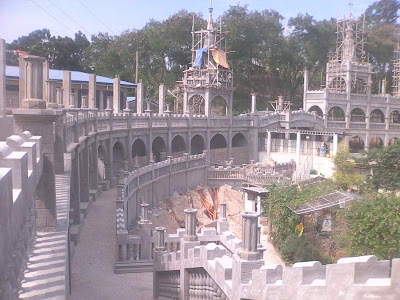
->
[6, 65, 136, 88]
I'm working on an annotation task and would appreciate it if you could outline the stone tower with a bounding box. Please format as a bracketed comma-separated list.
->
[326, 16, 372, 97]
[182, 3, 234, 117]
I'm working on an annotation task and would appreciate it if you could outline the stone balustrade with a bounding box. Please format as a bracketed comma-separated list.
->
[0, 131, 43, 299]
[153, 209, 400, 300]
[207, 160, 295, 189]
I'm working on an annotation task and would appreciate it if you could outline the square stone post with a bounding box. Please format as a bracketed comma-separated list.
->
[136, 81, 143, 113]
[153, 227, 168, 299]
[138, 203, 152, 260]
[89, 74, 97, 109]
[251, 93, 257, 114]
[63, 71, 72, 108]
[159, 84, 166, 114]
[180, 208, 200, 300]
[0, 39, 5, 115]
[232, 211, 264, 300]
[20, 56, 47, 109]
[267, 131, 272, 158]
[217, 203, 229, 234]
[296, 131, 301, 166]
[113, 77, 121, 112]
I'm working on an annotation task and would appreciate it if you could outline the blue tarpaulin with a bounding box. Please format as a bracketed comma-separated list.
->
[194, 48, 208, 68]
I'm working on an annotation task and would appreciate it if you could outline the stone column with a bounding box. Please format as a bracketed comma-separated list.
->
[113, 77, 121, 112]
[90, 142, 99, 191]
[71, 149, 81, 225]
[296, 131, 301, 166]
[0, 39, 5, 115]
[159, 84, 166, 114]
[155, 226, 166, 251]
[138, 203, 152, 260]
[184, 208, 197, 241]
[217, 203, 229, 234]
[136, 81, 143, 113]
[42, 60, 50, 104]
[153, 226, 168, 299]
[266, 131, 271, 158]
[63, 71, 72, 108]
[239, 211, 261, 260]
[332, 134, 338, 156]
[56, 88, 63, 108]
[89, 74, 96, 109]
[20, 56, 47, 109]
[251, 93, 257, 114]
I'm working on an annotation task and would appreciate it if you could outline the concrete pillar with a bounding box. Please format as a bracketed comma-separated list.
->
[63, 71, 72, 108]
[42, 60, 50, 103]
[239, 211, 261, 260]
[136, 81, 143, 113]
[303, 69, 309, 109]
[217, 203, 229, 234]
[155, 227, 166, 251]
[20, 56, 47, 109]
[113, 77, 121, 112]
[99, 91, 104, 111]
[56, 88, 63, 108]
[251, 93, 257, 114]
[184, 208, 197, 241]
[332, 134, 338, 156]
[159, 84, 166, 114]
[141, 203, 149, 222]
[71, 150, 81, 225]
[0, 39, 5, 115]
[89, 74, 96, 109]
[138, 202, 152, 260]
[183, 91, 188, 115]
[90, 142, 98, 191]
[69, 93, 76, 108]
[80, 145, 90, 203]
[296, 131, 301, 165]
[266, 131, 271, 158]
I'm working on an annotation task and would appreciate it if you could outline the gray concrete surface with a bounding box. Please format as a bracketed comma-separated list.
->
[70, 188, 153, 300]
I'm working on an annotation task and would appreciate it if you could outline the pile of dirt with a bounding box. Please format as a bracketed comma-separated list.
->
[136, 184, 245, 238]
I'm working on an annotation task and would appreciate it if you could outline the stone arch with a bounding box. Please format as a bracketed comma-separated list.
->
[112, 140, 125, 177]
[389, 137, 399, 146]
[350, 108, 365, 122]
[370, 137, 383, 149]
[210, 96, 227, 116]
[191, 134, 205, 155]
[370, 109, 384, 123]
[98, 143, 107, 180]
[349, 136, 364, 153]
[210, 133, 227, 149]
[171, 135, 186, 157]
[328, 106, 345, 121]
[188, 95, 205, 115]
[232, 133, 247, 147]
[329, 76, 346, 92]
[152, 136, 167, 162]
[351, 78, 368, 94]
[308, 106, 323, 116]
[390, 110, 400, 123]
[132, 138, 147, 158]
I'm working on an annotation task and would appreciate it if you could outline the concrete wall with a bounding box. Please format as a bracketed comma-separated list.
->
[154, 222, 400, 300]
[0, 131, 43, 299]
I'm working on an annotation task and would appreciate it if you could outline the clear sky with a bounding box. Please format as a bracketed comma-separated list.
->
[1, 0, 377, 43]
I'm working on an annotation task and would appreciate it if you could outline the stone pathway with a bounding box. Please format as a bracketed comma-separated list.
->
[70, 188, 153, 300]
[19, 174, 70, 300]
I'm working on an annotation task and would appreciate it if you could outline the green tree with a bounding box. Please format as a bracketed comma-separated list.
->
[333, 142, 362, 190]
[339, 192, 400, 260]
[362, 144, 400, 190]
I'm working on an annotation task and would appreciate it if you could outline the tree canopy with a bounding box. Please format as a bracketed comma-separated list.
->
[6, 0, 400, 111]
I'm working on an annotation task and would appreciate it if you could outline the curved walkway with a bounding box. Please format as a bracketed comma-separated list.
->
[70, 188, 153, 300]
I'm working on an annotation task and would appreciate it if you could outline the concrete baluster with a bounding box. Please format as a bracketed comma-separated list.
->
[155, 227, 166, 251]
[239, 211, 261, 260]
[141, 203, 149, 222]
[184, 208, 197, 241]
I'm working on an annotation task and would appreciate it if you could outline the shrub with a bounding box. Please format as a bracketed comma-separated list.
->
[338, 192, 400, 260]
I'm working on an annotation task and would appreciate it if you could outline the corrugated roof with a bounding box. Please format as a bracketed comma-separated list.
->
[6, 65, 136, 87]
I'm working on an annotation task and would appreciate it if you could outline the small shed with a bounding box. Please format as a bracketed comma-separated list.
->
[242, 185, 269, 215]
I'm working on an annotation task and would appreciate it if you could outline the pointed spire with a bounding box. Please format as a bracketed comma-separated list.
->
[207, 0, 214, 31]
